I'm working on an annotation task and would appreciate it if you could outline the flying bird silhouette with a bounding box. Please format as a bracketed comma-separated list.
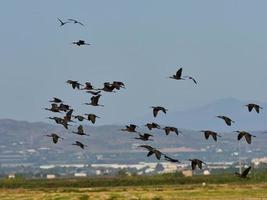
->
[84, 95, 104, 107]
[169, 68, 184, 80]
[235, 166, 251, 178]
[85, 113, 100, 124]
[217, 115, 235, 126]
[44, 103, 61, 113]
[121, 124, 139, 133]
[201, 130, 221, 142]
[189, 159, 206, 170]
[162, 126, 181, 136]
[235, 131, 256, 144]
[145, 122, 161, 130]
[134, 133, 153, 141]
[50, 97, 63, 103]
[151, 106, 167, 117]
[72, 125, 89, 136]
[245, 103, 263, 113]
[72, 40, 90, 46]
[66, 80, 83, 90]
[72, 141, 87, 149]
[45, 133, 63, 144]
[138, 145, 162, 160]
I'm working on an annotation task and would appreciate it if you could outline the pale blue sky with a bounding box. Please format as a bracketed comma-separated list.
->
[0, 0, 267, 124]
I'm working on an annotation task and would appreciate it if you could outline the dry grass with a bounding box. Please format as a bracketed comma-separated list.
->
[1, 184, 267, 200]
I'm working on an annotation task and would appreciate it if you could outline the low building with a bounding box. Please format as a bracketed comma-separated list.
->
[46, 174, 56, 179]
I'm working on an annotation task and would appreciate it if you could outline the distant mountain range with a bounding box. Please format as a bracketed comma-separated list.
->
[0, 98, 267, 165]
[134, 98, 267, 131]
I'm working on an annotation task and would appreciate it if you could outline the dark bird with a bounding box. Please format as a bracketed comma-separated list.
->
[74, 115, 86, 122]
[44, 103, 61, 113]
[72, 40, 90, 46]
[72, 125, 89, 136]
[66, 80, 83, 90]
[235, 166, 251, 178]
[59, 103, 71, 112]
[135, 133, 153, 141]
[162, 126, 181, 136]
[85, 113, 100, 124]
[145, 122, 161, 130]
[164, 155, 180, 163]
[189, 159, 206, 170]
[98, 82, 116, 93]
[86, 90, 101, 95]
[217, 115, 235, 126]
[68, 18, 84, 26]
[50, 97, 63, 103]
[245, 103, 263, 113]
[45, 133, 63, 144]
[48, 116, 64, 124]
[138, 145, 162, 160]
[82, 82, 94, 90]
[151, 106, 167, 117]
[121, 124, 139, 133]
[64, 109, 74, 122]
[72, 141, 87, 149]
[111, 81, 125, 90]
[235, 131, 256, 144]
[84, 94, 104, 107]
[57, 18, 69, 26]
[169, 68, 184, 80]
[183, 76, 197, 84]
[201, 130, 221, 142]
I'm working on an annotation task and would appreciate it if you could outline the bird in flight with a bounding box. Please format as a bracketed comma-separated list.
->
[45, 133, 64, 144]
[121, 124, 139, 133]
[201, 130, 221, 142]
[50, 97, 63, 103]
[44, 103, 61, 113]
[85, 113, 100, 124]
[72, 125, 89, 136]
[134, 133, 153, 141]
[235, 131, 256, 144]
[145, 122, 161, 131]
[74, 115, 86, 122]
[162, 126, 181, 136]
[84, 95, 104, 107]
[217, 115, 235, 126]
[189, 159, 206, 170]
[138, 145, 162, 160]
[72, 40, 90, 46]
[151, 106, 167, 117]
[245, 103, 263, 113]
[68, 19, 85, 26]
[57, 18, 70, 26]
[72, 141, 87, 149]
[169, 68, 184, 80]
[66, 80, 83, 90]
[235, 166, 251, 178]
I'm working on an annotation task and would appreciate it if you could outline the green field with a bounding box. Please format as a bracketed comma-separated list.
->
[2, 173, 267, 199]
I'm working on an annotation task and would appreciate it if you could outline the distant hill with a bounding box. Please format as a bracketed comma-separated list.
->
[134, 98, 267, 131]
[0, 115, 267, 165]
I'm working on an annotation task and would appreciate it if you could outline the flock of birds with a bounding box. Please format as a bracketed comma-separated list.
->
[43, 18, 264, 179]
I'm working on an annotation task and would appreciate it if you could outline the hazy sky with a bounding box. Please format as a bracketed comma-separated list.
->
[1, 0, 267, 124]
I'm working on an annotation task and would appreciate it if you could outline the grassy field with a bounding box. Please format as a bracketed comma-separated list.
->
[1, 184, 267, 200]
[2, 173, 267, 199]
